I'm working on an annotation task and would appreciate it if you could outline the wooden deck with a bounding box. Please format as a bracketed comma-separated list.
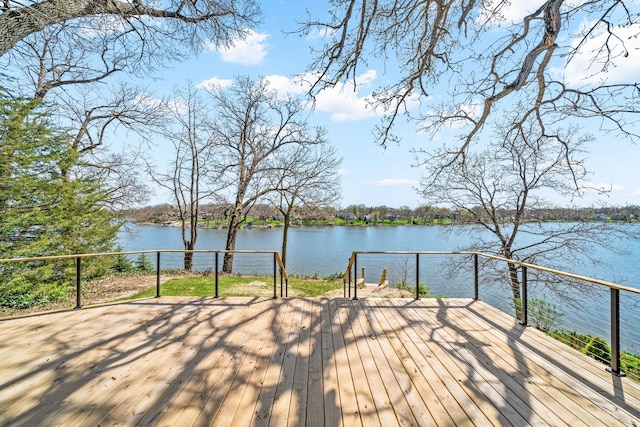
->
[1, 297, 639, 426]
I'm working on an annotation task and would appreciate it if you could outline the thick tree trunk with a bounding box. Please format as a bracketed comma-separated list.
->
[281, 212, 290, 268]
[1, 1, 121, 56]
[184, 241, 195, 271]
[0, 0, 213, 57]
[507, 262, 521, 300]
[222, 212, 241, 273]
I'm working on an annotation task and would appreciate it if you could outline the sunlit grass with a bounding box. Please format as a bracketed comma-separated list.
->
[126, 275, 342, 299]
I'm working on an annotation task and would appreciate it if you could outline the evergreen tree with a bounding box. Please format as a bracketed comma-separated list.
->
[112, 247, 134, 273]
[0, 92, 121, 307]
[134, 253, 154, 273]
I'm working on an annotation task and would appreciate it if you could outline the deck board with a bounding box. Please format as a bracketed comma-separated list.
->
[328, 299, 363, 426]
[466, 298, 640, 424]
[441, 300, 603, 425]
[380, 299, 515, 426]
[358, 299, 421, 426]
[304, 299, 325, 427]
[424, 300, 577, 426]
[1, 297, 639, 426]
[345, 299, 398, 426]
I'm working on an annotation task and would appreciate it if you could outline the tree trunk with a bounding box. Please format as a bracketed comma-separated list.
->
[0, 1, 158, 57]
[181, 214, 197, 271]
[281, 211, 291, 268]
[222, 211, 241, 273]
[507, 262, 521, 300]
[184, 240, 195, 271]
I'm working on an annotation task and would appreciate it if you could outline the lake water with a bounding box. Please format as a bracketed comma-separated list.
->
[119, 223, 640, 351]
[119, 223, 640, 284]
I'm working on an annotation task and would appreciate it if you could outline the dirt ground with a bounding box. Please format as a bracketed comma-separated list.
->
[322, 283, 414, 298]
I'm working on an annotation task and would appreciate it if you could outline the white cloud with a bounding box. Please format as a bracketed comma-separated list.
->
[425, 100, 481, 131]
[209, 29, 270, 66]
[262, 71, 379, 121]
[478, 1, 541, 26]
[552, 20, 640, 86]
[264, 74, 309, 95]
[373, 178, 416, 187]
[132, 92, 168, 115]
[314, 87, 378, 121]
[313, 70, 393, 121]
[196, 76, 234, 90]
[80, 15, 128, 37]
[264, 70, 420, 122]
[480, 3, 640, 87]
[304, 26, 337, 41]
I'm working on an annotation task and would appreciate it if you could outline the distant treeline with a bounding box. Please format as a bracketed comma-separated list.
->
[122, 203, 640, 226]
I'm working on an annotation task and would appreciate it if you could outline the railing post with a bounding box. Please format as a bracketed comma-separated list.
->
[608, 288, 626, 376]
[214, 252, 219, 298]
[273, 252, 277, 299]
[415, 253, 420, 300]
[473, 254, 479, 300]
[347, 264, 351, 298]
[520, 266, 527, 326]
[75, 257, 82, 309]
[156, 252, 161, 298]
[353, 253, 358, 300]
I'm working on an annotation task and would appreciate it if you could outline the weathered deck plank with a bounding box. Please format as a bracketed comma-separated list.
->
[0, 297, 639, 426]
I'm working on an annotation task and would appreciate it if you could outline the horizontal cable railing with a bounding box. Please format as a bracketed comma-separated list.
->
[344, 250, 640, 379]
[2, 248, 638, 379]
[0, 250, 289, 309]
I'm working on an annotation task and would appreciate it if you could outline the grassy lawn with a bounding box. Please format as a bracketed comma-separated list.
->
[127, 275, 342, 299]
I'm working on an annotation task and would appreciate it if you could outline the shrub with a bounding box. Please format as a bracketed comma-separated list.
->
[582, 336, 611, 364]
[513, 298, 564, 332]
[324, 271, 344, 282]
[134, 253, 154, 272]
[112, 253, 133, 273]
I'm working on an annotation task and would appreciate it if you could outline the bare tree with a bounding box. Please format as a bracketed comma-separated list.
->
[268, 141, 342, 268]
[149, 85, 219, 271]
[0, 0, 261, 214]
[299, 2, 640, 152]
[1, 22, 169, 210]
[0, 0, 260, 57]
[420, 120, 627, 301]
[207, 76, 326, 273]
[3, 24, 127, 100]
[50, 83, 163, 209]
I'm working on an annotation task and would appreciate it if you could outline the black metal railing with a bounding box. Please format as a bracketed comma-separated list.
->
[0, 249, 289, 309]
[343, 250, 640, 378]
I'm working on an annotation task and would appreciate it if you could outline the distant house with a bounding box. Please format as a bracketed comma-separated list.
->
[385, 213, 399, 221]
[339, 212, 357, 221]
[591, 213, 608, 221]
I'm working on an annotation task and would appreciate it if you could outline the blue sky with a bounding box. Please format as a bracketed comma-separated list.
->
[140, 1, 640, 209]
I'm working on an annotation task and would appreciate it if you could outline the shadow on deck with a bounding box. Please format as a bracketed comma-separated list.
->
[1, 297, 639, 426]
